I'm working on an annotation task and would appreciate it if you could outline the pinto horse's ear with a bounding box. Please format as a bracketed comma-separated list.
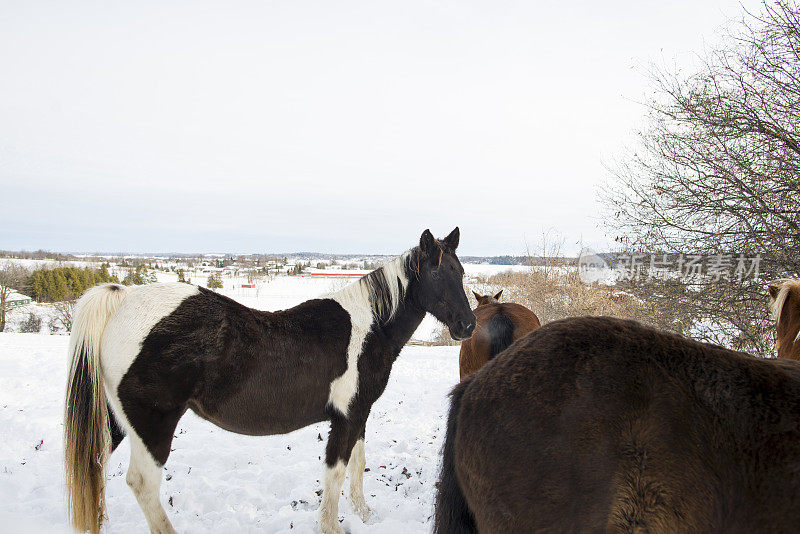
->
[443, 227, 460, 251]
[769, 283, 781, 301]
[420, 229, 437, 256]
[494, 290, 503, 300]
[472, 290, 481, 301]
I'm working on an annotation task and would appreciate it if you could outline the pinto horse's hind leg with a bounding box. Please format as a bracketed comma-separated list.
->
[127, 434, 177, 534]
[319, 415, 367, 534]
[347, 427, 370, 521]
[116, 388, 184, 534]
[320, 459, 347, 534]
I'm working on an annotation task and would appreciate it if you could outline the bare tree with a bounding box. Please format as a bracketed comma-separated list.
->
[525, 229, 567, 283]
[603, 0, 800, 355]
[52, 300, 76, 332]
[0, 262, 30, 332]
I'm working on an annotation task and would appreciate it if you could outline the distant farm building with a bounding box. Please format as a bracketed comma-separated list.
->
[5, 292, 32, 309]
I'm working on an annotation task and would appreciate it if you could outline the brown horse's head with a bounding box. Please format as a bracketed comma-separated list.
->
[472, 290, 502, 307]
[769, 280, 800, 360]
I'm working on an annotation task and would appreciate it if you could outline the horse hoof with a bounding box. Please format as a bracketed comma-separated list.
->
[320, 521, 345, 534]
[351, 499, 371, 522]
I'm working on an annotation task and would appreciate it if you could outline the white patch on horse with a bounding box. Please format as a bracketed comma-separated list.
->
[327, 253, 409, 416]
[126, 434, 177, 534]
[101, 283, 200, 430]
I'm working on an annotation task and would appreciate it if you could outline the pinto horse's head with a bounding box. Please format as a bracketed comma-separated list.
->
[472, 290, 503, 307]
[410, 227, 476, 341]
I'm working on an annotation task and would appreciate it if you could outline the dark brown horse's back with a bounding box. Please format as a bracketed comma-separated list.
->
[440, 316, 800, 533]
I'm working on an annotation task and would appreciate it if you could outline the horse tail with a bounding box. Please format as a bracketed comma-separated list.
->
[434, 379, 477, 534]
[488, 312, 515, 359]
[64, 283, 129, 534]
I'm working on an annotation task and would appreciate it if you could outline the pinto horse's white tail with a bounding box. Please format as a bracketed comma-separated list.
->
[64, 283, 129, 534]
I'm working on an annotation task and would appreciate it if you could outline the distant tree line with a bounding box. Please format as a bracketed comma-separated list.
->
[0, 250, 81, 261]
[28, 264, 119, 302]
[459, 256, 534, 266]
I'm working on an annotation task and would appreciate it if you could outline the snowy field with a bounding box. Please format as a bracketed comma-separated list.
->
[0, 332, 461, 533]
[0, 258, 527, 531]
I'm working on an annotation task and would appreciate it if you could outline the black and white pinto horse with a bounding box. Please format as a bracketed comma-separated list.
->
[64, 228, 475, 534]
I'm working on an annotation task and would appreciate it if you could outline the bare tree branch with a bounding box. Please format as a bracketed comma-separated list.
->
[602, 0, 800, 355]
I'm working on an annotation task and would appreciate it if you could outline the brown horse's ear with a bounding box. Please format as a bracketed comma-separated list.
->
[494, 290, 503, 300]
[769, 283, 781, 301]
[443, 227, 460, 251]
[420, 229, 436, 256]
[472, 290, 481, 302]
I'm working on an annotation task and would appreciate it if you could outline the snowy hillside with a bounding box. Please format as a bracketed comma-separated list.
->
[0, 333, 461, 533]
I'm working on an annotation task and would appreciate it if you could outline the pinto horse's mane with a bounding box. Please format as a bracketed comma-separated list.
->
[772, 279, 800, 343]
[329, 249, 415, 322]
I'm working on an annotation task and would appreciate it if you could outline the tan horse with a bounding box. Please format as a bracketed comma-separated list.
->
[458, 290, 540, 380]
[769, 279, 800, 360]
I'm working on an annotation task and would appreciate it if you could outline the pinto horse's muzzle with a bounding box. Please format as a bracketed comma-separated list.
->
[449, 315, 476, 341]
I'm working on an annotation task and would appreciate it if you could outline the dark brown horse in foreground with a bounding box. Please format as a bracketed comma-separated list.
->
[770, 279, 800, 360]
[435, 316, 800, 533]
[458, 290, 540, 380]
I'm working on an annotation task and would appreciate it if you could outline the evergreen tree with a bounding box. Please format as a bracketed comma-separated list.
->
[98, 264, 113, 282]
[207, 273, 223, 289]
[28, 265, 120, 301]
[52, 270, 70, 300]
[30, 271, 45, 301]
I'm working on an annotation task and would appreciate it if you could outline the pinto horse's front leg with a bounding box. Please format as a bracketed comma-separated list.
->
[347, 427, 370, 521]
[319, 415, 365, 534]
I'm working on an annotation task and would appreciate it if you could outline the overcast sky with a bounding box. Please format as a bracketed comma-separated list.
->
[0, 0, 762, 256]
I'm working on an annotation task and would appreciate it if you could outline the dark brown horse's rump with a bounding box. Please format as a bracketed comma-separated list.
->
[436, 316, 800, 533]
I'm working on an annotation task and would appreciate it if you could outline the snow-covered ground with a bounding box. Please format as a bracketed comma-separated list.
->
[0, 332, 460, 533]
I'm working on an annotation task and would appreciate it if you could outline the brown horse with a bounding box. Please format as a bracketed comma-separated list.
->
[769, 279, 800, 360]
[457, 290, 540, 380]
[435, 316, 800, 533]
